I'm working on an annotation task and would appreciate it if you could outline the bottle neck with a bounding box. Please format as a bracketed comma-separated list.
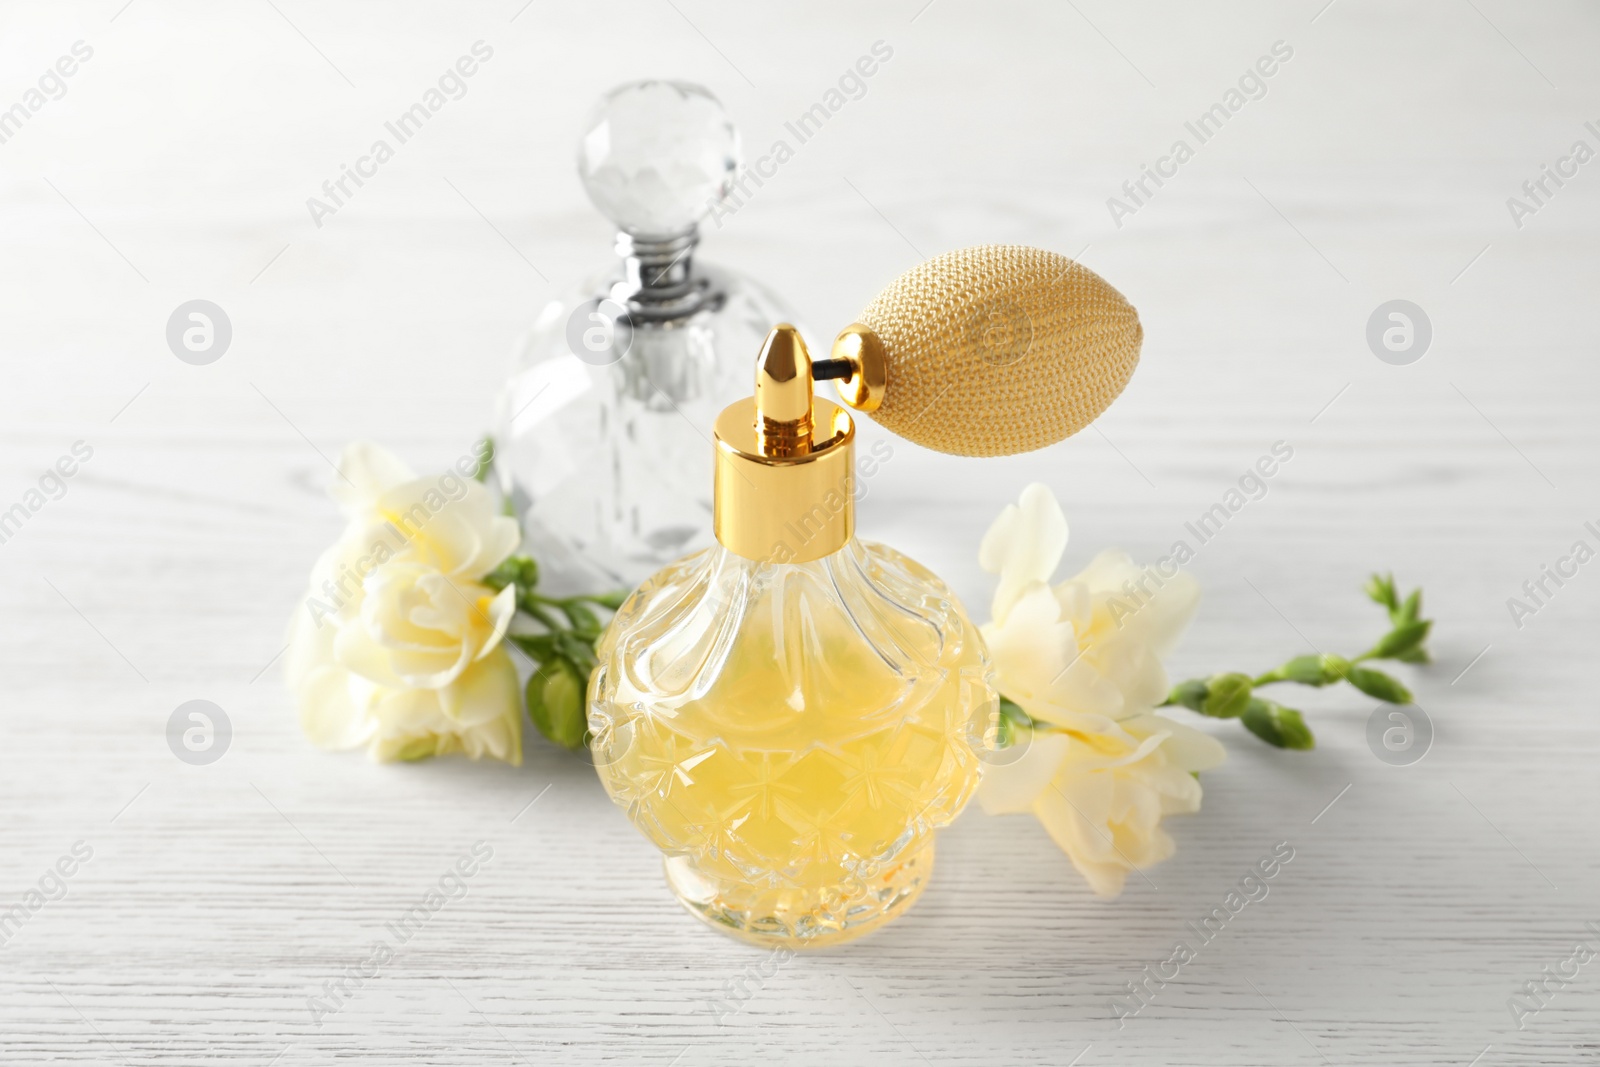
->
[612, 228, 716, 323]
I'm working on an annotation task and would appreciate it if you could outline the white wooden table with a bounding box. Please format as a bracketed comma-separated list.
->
[3, 2, 1597, 1063]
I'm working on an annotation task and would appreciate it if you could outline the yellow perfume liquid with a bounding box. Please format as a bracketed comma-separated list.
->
[590, 538, 991, 946]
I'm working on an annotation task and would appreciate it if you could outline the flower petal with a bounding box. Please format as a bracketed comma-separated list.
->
[475, 584, 517, 660]
[977, 500, 1020, 574]
[362, 651, 523, 765]
[981, 483, 1069, 624]
[378, 479, 520, 580]
[982, 584, 1075, 687]
[1084, 632, 1170, 716]
[1124, 712, 1228, 773]
[330, 441, 415, 517]
[438, 645, 521, 727]
[1032, 776, 1130, 899]
[976, 730, 1073, 814]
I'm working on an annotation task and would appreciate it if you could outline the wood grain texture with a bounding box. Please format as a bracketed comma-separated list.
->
[2, 1, 1598, 1064]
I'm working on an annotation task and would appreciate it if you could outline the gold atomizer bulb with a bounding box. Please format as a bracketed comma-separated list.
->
[826, 244, 1143, 457]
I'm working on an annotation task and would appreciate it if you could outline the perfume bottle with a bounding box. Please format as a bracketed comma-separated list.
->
[492, 80, 801, 595]
[590, 245, 1145, 947]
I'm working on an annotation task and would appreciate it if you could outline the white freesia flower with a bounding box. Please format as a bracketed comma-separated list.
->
[977, 483, 1225, 898]
[286, 441, 524, 764]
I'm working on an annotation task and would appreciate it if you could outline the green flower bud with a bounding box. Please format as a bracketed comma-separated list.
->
[1318, 654, 1351, 684]
[1274, 654, 1327, 685]
[1202, 673, 1253, 719]
[1241, 698, 1314, 750]
[1365, 619, 1431, 662]
[528, 659, 587, 750]
[1365, 573, 1399, 613]
[1398, 589, 1422, 625]
[1346, 665, 1412, 704]
[485, 554, 540, 595]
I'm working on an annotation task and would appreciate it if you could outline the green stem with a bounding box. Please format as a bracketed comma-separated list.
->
[1150, 575, 1431, 750]
[530, 592, 617, 608]
[521, 602, 563, 631]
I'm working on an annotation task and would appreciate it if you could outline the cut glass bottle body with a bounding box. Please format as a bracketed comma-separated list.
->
[589, 538, 994, 947]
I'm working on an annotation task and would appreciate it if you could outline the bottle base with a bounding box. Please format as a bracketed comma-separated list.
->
[663, 842, 934, 949]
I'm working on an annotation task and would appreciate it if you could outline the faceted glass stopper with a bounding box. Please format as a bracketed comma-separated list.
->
[578, 80, 740, 239]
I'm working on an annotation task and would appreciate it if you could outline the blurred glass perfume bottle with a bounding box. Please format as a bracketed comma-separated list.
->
[492, 80, 800, 595]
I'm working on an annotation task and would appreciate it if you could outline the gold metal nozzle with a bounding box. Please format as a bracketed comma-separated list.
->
[754, 324, 815, 455]
[713, 325, 855, 565]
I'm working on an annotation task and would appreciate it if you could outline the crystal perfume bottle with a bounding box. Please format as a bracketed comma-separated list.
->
[492, 80, 801, 594]
[589, 246, 1146, 947]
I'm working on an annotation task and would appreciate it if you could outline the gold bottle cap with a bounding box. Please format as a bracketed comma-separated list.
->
[713, 325, 854, 564]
